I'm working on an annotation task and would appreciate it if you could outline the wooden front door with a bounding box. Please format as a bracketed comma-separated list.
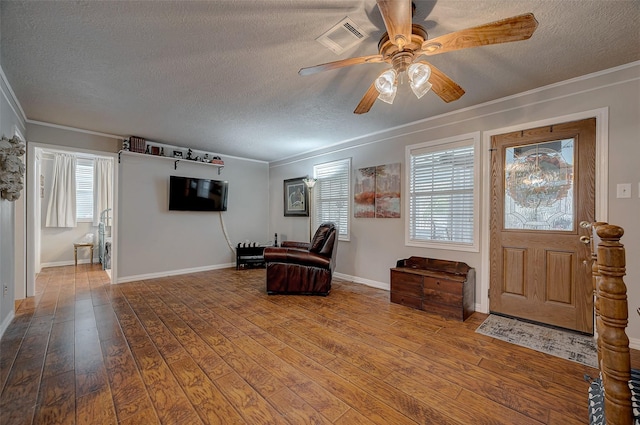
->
[489, 118, 596, 333]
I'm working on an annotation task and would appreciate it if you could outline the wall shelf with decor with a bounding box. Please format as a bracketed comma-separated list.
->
[118, 137, 224, 174]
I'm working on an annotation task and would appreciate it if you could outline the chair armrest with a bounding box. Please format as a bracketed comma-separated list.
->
[281, 241, 311, 250]
[264, 247, 331, 269]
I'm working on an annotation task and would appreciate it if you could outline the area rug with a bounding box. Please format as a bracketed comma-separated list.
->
[476, 314, 598, 368]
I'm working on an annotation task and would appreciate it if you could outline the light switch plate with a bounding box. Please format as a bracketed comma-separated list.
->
[617, 183, 631, 198]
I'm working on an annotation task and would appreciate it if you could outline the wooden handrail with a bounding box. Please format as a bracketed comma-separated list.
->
[593, 223, 632, 425]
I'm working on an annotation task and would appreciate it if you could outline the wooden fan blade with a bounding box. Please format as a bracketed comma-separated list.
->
[354, 82, 379, 114]
[377, 0, 413, 48]
[299, 55, 384, 76]
[421, 61, 465, 103]
[421, 13, 538, 55]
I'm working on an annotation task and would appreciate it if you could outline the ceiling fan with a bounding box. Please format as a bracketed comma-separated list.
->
[299, 1, 538, 114]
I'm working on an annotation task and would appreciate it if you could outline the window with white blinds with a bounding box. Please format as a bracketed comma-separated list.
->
[406, 134, 479, 251]
[76, 158, 94, 221]
[313, 158, 351, 240]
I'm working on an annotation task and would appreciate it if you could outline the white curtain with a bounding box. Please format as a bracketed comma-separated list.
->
[45, 153, 77, 227]
[93, 157, 113, 226]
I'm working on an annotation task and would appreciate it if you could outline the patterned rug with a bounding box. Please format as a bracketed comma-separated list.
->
[476, 314, 598, 368]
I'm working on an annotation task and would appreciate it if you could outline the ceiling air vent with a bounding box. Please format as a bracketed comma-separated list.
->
[316, 17, 368, 55]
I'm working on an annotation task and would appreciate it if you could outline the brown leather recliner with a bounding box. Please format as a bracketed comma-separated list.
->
[264, 222, 338, 296]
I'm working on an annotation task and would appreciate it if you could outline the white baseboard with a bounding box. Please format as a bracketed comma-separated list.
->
[334, 272, 389, 291]
[117, 263, 235, 284]
[630, 338, 640, 351]
[41, 258, 98, 268]
[0, 309, 15, 340]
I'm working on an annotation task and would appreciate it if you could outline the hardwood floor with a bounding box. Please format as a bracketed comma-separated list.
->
[0, 264, 621, 424]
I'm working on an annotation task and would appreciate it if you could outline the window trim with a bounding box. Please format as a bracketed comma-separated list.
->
[404, 132, 480, 252]
[313, 157, 351, 242]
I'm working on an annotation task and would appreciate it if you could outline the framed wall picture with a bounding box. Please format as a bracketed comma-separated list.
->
[284, 177, 309, 216]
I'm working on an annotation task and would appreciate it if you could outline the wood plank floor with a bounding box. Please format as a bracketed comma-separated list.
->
[0, 264, 630, 424]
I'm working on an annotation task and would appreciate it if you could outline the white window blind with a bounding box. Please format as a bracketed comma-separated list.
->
[313, 158, 351, 240]
[76, 158, 94, 221]
[407, 137, 477, 249]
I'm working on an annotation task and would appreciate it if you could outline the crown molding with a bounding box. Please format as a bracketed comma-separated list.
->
[271, 60, 640, 168]
[26, 120, 124, 140]
[0, 65, 27, 126]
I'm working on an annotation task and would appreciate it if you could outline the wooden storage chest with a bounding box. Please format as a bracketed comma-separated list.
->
[390, 257, 475, 321]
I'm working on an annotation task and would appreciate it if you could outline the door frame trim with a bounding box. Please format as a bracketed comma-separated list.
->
[478, 107, 609, 314]
[26, 142, 119, 296]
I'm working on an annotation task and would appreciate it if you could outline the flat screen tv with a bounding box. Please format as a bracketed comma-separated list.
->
[169, 176, 228, 211]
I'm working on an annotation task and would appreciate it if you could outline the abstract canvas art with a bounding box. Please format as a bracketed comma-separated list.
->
[375, 163, 401, 218]
[354, 163, 400, 218]
[354, 166, 376, 218]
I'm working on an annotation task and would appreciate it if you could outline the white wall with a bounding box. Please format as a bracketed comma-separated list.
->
[269, 62, 640, 342]
[118, 152, 269, 281]
[0, 198, 16, 334]
[0, 68, 27, 336]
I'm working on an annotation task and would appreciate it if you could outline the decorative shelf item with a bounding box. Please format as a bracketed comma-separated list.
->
[119, 137, 224, 174]
[128, 136, 146, 154]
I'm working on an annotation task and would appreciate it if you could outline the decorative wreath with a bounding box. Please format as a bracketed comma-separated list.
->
[505, 150, 573, 209]
[0, 135, 26, 201]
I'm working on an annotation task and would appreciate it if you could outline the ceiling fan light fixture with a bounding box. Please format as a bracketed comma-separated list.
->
[408, 62, 432, 99]
[374, 69, 398, 104]
[410, 79, 432, 99]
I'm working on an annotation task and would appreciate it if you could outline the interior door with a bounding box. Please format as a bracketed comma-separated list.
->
[489, 118, 596, 333]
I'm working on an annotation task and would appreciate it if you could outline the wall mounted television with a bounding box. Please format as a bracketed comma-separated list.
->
[169, 176, 228, 211]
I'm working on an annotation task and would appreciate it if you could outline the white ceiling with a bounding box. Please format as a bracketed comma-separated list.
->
[1, 1, 638, 162]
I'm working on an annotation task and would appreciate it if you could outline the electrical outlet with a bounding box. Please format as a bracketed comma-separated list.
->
[3, 285, 7, 296]
[617, 183, 631, 198]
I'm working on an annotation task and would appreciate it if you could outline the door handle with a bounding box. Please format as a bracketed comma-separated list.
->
[580, 236, 591, 244]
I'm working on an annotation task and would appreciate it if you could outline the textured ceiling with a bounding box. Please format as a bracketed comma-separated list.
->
[1, 1, 639, 162]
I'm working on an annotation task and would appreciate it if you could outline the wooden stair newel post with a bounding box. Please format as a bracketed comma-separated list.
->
[595, 224, 632, 425]
[591, 221, 607, 370]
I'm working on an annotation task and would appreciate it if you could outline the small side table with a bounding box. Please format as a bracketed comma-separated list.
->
[74, 243, 94, 266]
[236, 245, 266, 269]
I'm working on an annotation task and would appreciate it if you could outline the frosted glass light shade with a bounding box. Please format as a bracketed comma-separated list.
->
[408, 63, 432, 99]
[374, 69, 398, 104]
